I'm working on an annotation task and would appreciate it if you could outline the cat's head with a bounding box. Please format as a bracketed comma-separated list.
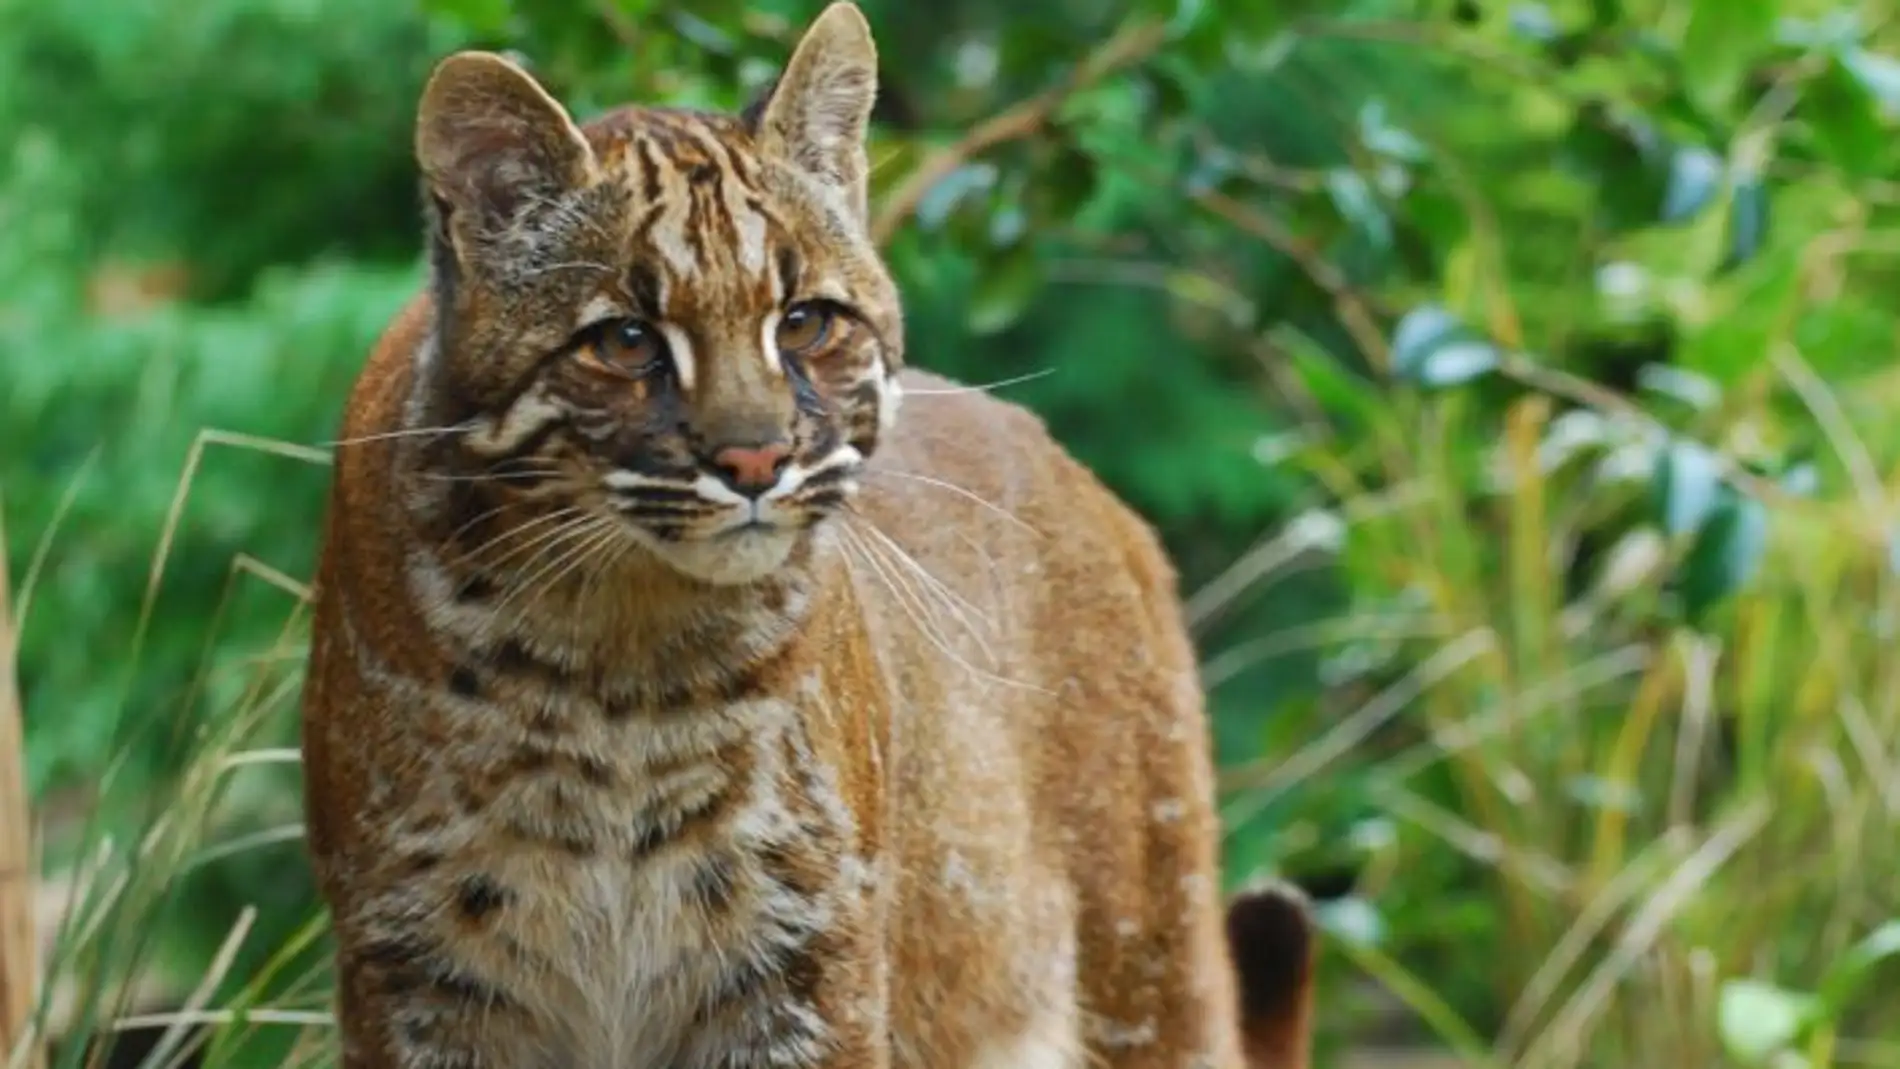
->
[412, 3, 901, 587]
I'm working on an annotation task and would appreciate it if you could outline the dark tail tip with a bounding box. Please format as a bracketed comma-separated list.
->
[1226, 879, 1317, 1069]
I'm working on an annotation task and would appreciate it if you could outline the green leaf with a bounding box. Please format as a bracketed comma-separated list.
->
[1680, 484, 1769, 621]
[1725, 173, 1771, 268]
[1278, 326, 1384, 433]
[1811, 920, 1900, 1022]
[1717, 978, 1816, 1064]
[1636, 364, 1720, 411]
[1163, 0, 1210, 41]
[913, 164, 996, 232]
[1677, 244, 1798, 384]
[1589, 0, 1624, 29]
[1653, 438, 1723, 536]
[1508, 3, 1561, 43]
[966, 245, 1043, 336]
[1316, 895, 1385, 947]
[1681, 0, 1776, 113]
[1805, 57, 1887, 178]
[1662, 146, 1723, 223]
[1845, 49, 1900, 115]
[1391, 304, 1499, 387]
[1324, 169, 1391, 252]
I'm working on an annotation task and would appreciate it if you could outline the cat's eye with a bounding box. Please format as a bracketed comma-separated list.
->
[578, 318, 669, 377]
[776, 301, 836, 355]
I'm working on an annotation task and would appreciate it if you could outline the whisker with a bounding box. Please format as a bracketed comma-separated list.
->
[837, 525, 951, 649]
[838, 523, 1047, 695]
[443, 500, 522, 548]
[518, 260, 618, 280]
[862, 469, 1040, 537]
[531, 523, 627, 610]
[840, 524, 1036, 693]
[460, 507, 590, 574]
[420, 466, 564, 486]
[321, 423, 477, 448]
[489, 516, 617, 621]
[901, 369, 1054, 396]
[850, 516, 997, 638]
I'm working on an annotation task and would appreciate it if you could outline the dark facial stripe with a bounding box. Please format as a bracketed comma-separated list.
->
[628, 263, 665, 315]
[635, 138, 664, 201]
[776, 245, 802, 304]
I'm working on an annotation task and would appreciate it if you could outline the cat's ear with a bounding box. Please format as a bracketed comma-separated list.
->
[415, 51, 597, 231]
[751, 3, 878, 222]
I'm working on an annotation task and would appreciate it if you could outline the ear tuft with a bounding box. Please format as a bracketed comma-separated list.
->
[753, 3, 878, 220]
[415, 51, 596, 230]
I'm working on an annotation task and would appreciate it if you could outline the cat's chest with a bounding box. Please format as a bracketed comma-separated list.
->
[394, 689, 848, 1067]
[475, 848, 754, 1066]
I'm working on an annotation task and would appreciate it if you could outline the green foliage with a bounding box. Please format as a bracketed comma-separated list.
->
[0, 0, 461, 299]
[9, 0, 1900, 1065]
[4, 260, 419, 794]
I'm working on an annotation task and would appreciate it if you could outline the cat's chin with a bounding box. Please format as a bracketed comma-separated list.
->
[636, 523, 804, 587]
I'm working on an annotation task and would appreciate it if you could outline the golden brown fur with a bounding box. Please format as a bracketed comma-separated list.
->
[299, 5, 1314, 1068]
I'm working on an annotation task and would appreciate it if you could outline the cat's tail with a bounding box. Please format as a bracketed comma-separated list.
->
[1226, 880, 1317, 1069]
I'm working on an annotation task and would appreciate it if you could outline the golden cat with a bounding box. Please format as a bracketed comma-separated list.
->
[298, 5, 1315, 1067]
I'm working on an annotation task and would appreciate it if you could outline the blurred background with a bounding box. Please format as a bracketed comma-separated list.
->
[4, 0, 1899, 1066]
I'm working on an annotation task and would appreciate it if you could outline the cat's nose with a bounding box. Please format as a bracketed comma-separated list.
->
[709, 440, 792, 496]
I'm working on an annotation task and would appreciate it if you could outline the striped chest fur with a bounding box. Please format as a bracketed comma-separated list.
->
[317, 534, 881, 1069]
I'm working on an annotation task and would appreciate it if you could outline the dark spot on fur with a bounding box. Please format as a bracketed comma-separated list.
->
[577, 756, 615, 787]
[406, 851, 444, 873]
[692, 851, 742, 912]
[762, 583, 789, 614]
[628, 819, 670, 860]
[491, 638, 547, 675]
[527, 707, 561, 735]
[449, 667, 481, 698]
[358, 934, 504, 1004]
[359, 934, 433, 972]
[454, 573, 495, 602]
[782, 944, 824, 1002]
[455, 875, 511, 921]
[452, 781, 487, 815]
[687, 162, 719, 184]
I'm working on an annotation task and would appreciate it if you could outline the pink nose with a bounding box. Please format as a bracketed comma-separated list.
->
[711, 441, 792, 493]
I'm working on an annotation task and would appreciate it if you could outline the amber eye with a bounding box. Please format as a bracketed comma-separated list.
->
[579, 318, 668, 376]
[776, 301, 836, 355]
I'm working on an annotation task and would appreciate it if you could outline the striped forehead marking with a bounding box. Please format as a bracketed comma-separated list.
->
[626, 121, 773, 284]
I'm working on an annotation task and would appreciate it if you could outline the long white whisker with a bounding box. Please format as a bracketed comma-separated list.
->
[528, 522, 626, 613]
[851, 516, 996, 640]
[321, 422, 476, 448]
[464, 507, 589, 575]
[839, 523, 1046, 695]
[518, 260, 617, 280]
[489, 516, 616, 621]
[420, 466, 564, 486]
[901, 369, 1054, 396]
[863, 468, 1039, 537]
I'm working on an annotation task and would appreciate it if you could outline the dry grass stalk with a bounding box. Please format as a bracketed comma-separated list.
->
[0, 517, 41, 1069]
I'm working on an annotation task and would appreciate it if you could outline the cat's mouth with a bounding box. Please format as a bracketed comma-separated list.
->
[719, 516, 780, 538]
